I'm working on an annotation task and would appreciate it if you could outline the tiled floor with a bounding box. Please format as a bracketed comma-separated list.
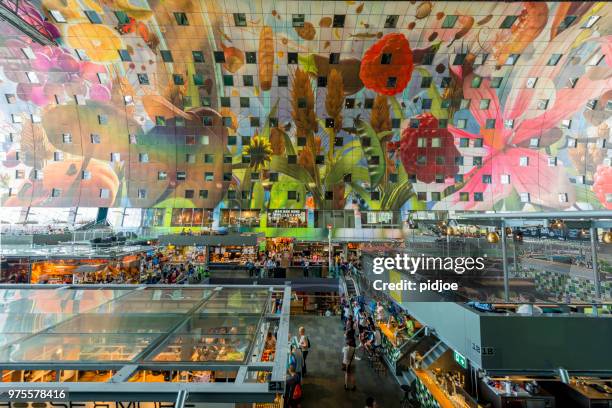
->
[290, 315, 402, 408]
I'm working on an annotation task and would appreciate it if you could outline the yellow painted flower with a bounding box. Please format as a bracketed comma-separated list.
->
[66, 24, 123, 62]
[244, 134, 273, 171]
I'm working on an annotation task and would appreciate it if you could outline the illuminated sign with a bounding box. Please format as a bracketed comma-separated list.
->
[453, 350, 467, 369]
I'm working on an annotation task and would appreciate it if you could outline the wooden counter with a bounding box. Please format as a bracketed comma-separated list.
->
[414, 369, 473, 408]
[378, 323, 399, 346]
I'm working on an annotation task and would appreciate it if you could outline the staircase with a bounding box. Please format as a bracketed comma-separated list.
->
[399, 336, 449, 386]
[345, 277, 358, 297]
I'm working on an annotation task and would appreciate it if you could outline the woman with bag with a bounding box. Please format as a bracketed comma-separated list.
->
[343, 324, 357, 391]
[298, 327, 310, 377]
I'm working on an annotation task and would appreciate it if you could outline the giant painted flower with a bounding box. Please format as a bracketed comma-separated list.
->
[359, 33, 413, 96]
[448, 68, 612, 210]
[396, 113, 459, 184]
[244, 134, 273, 171]
[65, 23, 123, 62]
[593, 165, 612, 210]
[3, 40, 111, 106]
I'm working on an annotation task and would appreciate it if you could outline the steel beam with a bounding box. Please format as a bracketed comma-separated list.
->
[590, 226, 602, 300]
[500, 220, 510, 302]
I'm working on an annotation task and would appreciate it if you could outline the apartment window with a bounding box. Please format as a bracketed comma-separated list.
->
[118, 49, 131, 61]
[526, 77, 538, 88]
[457, 119, 467, 129]
[192, 51, 204, 63]
[431, 137, 441, 148]
[51, 188, 61, 198]
[204, 172, 214, 181]
[345, 99, 355, 109]
[11, 114, 22, 124]
[491, 77, 503, 88]
[567, 137, 578, 148]
[33, 169, 43, 180]
[288, 52, 298, 64]
[269, 172, 279, 182]
[381, 53, 392, 65]
[558, 193, 568, 203]
[422, 99, 432, 109]
[459, 192, 469, 202]
[49, 10, 66, 23]
[455, 174, 464, 183]
[218, 97, 230, 108]
[84, 10, 102, 23]
[561, 119, 572, 129]
[386, 77, 397, 88]
[505, 54, 520, 65]
[548, 157, 557, 167]
[460, 99, 471, 110]
[287, 191, 297, 200]
[474, 192, 484, 202]
[332, 14, 345, 28]
[364, 98, 374, 109]
[90, 134, 101, 144]
[343, 173, 352, 183]
[416, 155, 427, 165]
[129, 134, 138, 144]
[485, 119, 496, 129]
[435, 174, 444, 183]
[135, 189, 146, 199]
[240, 97, 250, 108]
[157, 171, 167, 181]
[97, 72, 107, 83]
[384, 14, 399, 28]
[582, 15, 600, 29]
[245, 52, 256, 64]
[389, 173, 398, 183]
[471, 76, 482, 88]
[137, 73, 149, 85]
[174, 12, 189, 25]
[114, 10, 129, 24]
[440, 77, 451, 88]
[329, 53, 340, 65]
[124, 95, 133, 104]
[422, 53, 434, 65]
[155, 116, 166, 126]
[529, 138, 540, 148]
[453, 53, 466, 65]
[586, 99, 598, 110]
[201, 135, 210, 145]
[482, 175, 492, 184]
[500, 15, 518, 29]
[5, 94, 16, 104]
[223, 75, 234, 86]
[173, 74, 184, 85]
[587, 54, 605, 66]
[439, 119, 448, 128]
[186, 153, 195, 164]
[241, 136, 251, 145]
[184, 190, 194, 199]
[31, 114, 41, 123]
[334, 137, 344, 147]
[474, 138, 484, 148]
[504, 119, 515, 129]
[15, 169, 24, 179]
[292, 14, 305, 27]
[26, 71, 39, 83]
[243, 75, 254, 86]
[203, 116, 213, 126]
[278, 76, 288, 87]
[110, 152, 120, 162]
[537, 99, 549, 110]
[480, 99, 490, 110]
[501, 174, 510, 184]
[62, 133, 72, 144]
[233, 13, 247, 26]
[568, 77, 579, 88]
[442, 15, 458, 28]
[82, 170, 91, 180]
[576, 175, 586, 184]
[370, 191, 380, 201]
[547, 54, 562, 66]
[213, 51, 225, 63]
[99, 188, 110, 199]
[176, 171, 186, 181]
[199, 190, 208, 199]
[520, 192, 530, 203]
[160, 50, 173, 62]
[139, 153, 149, 163]
[519, 156, 529, 166]
[200, 96, 210, 107]
[223, 155, 232, 164]
[459, 138, 469, 148]
[421, 76, 432, 88]
[228, 136, 237, 146]
[223, 173, 232, 181]
[325, 118, 335, 129]
[250, 117, 260, 127]
[288, 155, 297, 164]
[473, 157, 483, 166]
[75, 95, 86, 105]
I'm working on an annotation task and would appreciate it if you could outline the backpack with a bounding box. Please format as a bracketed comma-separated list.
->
[292, 383, 302, 400]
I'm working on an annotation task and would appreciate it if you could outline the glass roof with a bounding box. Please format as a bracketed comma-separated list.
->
[0, 286, 275, 365]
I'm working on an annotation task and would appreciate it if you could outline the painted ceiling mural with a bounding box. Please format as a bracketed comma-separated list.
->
[0, 0, 611, 215]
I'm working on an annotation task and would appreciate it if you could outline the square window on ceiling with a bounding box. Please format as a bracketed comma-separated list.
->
[386, 77, 397, 88]
[243, 75, 254, 86]
[392, 118, 401, 128]
[214, 51, 225, 63]
[439, 119, 448, 128]
[98, 114, 108, 125]
[491, 77, 503, 88]
[325, 118, 335, 128]
[485, 118, 496, 129]
[62, 133, 72, 143]
[335, 137, 344, 147]
[174, 12, 189, 26]
[184, 189, 194, 199]
[193, 73, 204, 85]
[384, 15, 399, 29]
[505, 54, 520, 65]
[370, 191, 380, 201]
[440, 99, 450, 108]
[201, 135, 209, 145]
[26, 71, 39, 83]
[343, 173, 352, 183]
[115, 11, 129, 24]
[292, 14, 305, 27]
[220, 97, 231, 107]
[138, 189, 147, 199]
[204, 172, 214, 181]
[177, 171, 187, 181]
[431, 137, 441, 148]
[455, 174, 464, 183]
[459, 192, 469, 202]
[520, 192, 530, 203]
[110, 152, 120, 162]
[51, 188, 61, 197]
[192, 51, 204, 63]
[526, 77, 538, 88]
[480, 99, 490, 110]
[222, 116, 232, 127]
[250, 117, 260, 127]
[474, 192, 484, 202]
[139, 153, 148, 163]
[381, 53, 392, 65]
[567, 137, 578, 148]
[474, 138, 484, 147]
[288, 155, 296, 164]
[440, 77, 451, 88]
[568, 77, 579, 88]
[245, 52, 256, 64]
[472, 76, 483, 88]
[99, 188, 110, 199]
[185, 135, 195, 145]
[288, 52, 298, 64]
[421, 76, 432, 88]
[90, 134, 101, 144]
[457, 119, 467, 129]
[442, 15, 458, 28]
[223, 173, 232, 181]
[333, 14, 345, 28]
[228, 136, 237, 145]
[501, 174, 511, 184]
[278, 76, 288, 87]
[606, 100, 612, 111]
[455, 156, 464, 166]
[364, 98, 374, 109]
[586, 99, 598, 110]
[316, 155, 325, 165]
[547, 54, 562, 66]
[422, 99, 432, 109]
[559, 15, 577, 30]
[173, 74, 184, 85]
[460, 99, 471, 109]
[559, 193, 568, 203]
[561, 119, 572, 129]
[297, 97, 307, 108]
[500, 15, 518, 29]
[345, 99, 355, 109]
[97, 72, 108, 83]
[204, 154, 214, 163]
[582, 15, 600, 28]
[422, 53, 434, 65]
[587, 54, 605, 66]
[49, 10, 66, 23]
[519, 156, 529, 166]
[240, 97, 250, 108]
[529, 138, 540, 147]
[5, 94, 15, 104]
[20, 47, 35, 60]
[84, 10, 102, 24]
[233, 13, 247, 27]
[317, 76, 327, 87]
[460, 138, 469, 148]
[473, 157, 483, 166]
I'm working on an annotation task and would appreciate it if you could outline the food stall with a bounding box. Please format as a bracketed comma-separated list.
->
[220, 209, 261, 227]
[208, 245, 257, 265]
[266, 209, 308, 228]
[480, 377, 556, 408]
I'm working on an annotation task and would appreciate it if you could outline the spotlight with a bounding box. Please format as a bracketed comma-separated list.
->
[486, 232, 500, 244]
[603, 231, 612, 244]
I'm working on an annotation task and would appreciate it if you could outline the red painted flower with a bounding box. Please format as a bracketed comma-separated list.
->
[397, 113, 459, 184]
[593, 165, 612, 210]
[359, 33, 414, 95]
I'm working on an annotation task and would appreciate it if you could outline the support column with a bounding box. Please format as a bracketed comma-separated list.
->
[501, 221, 510, 302]
[590, 226, 601, 300]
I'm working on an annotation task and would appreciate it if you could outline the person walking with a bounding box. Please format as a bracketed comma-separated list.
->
[365, 396, 378, 408]
[298, 326, 310, 377]
[284, 365, 302, 408]
[343, 322, 357, 391]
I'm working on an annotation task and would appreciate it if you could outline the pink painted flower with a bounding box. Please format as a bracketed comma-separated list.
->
[448, 68, 612, 210]
[3, 40, 111, 106]
[593, 165, 612, 210]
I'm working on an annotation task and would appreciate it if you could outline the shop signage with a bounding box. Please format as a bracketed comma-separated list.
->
[269, 209, 305, 217]
[453, 350, 468, 369]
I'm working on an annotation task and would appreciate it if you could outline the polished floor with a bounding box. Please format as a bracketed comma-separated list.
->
[289, 315, 402, 408]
